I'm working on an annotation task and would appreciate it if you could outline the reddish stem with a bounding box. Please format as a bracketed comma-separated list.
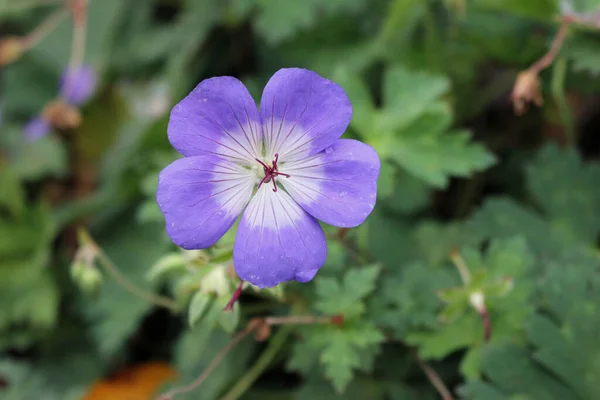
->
[479, 308, 492, 342]
[528, 16, 572, 74]
[224, 280, 244, 311]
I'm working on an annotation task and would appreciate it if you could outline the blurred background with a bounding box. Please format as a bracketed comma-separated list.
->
[2, 0, 600, 399]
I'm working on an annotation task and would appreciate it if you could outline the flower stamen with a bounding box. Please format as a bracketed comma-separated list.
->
[255, 153, 290, 192]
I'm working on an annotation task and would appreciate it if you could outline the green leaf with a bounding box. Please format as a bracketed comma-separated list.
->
[526, 143, 600, 244]
[0, 203, 57, 350]
[0, 360, 55, 400]
[291, 321, 385, 394]
[146, 253, 188, 283]
[563, 34, 600, 76]
[288, 340, 320, 374]
[83, 218, 170, 356]
[566, 0, 600, 13]
[471, 0, 558, 20]
[465, 198, 560, 259]
[407, 313, 482, 359]
[378, 163, 431, 214]
[238, 0, 368, 44]
[216, 296, 240, 333]
[362, 209, 416, 268]
[10, 136, 68, 181]
[355, 66, 496, 188]
[188, 292, 213, 328]
[333, 68, 375, 136]
[315, 265, 380, 318]
[407, 237, 536, 378]
[390, 126, 496, 188]
[381, 66, 451, 131]
[463, 344, 576, 400]
[319, 323, 384, 393]
[0, 165, 24, 218]
[463, 254, 600, 398]
[372, 262, 458, 338]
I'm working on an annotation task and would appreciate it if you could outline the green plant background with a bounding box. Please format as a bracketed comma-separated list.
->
[2, 0, 600, 399]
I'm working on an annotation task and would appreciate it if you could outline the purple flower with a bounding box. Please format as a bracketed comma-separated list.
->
[24, 64, 96, 141]
[24, 117, 52, 141]
[60, 64, 97, 106]
[156, 68, 380, 288]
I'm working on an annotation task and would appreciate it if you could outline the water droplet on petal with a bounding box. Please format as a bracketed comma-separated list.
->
[325, 147, 334, 155]
[339, 191, 348, 198]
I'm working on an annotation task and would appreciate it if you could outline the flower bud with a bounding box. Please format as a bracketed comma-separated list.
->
[79, 265, 103, 295]
[42, 100, 82, 129]
[71, 259, 102, 296]
[0, 37, 24, 66]
[511, 70, 543, 115]
[468, 291, 486, 313]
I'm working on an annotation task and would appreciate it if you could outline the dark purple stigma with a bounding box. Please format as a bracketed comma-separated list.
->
[255, 153, 290, 192]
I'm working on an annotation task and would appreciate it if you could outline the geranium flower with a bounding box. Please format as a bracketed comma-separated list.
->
[157, 68, 380, 288]
[24, 64, 97, 141]
[60, 64, 97, 106]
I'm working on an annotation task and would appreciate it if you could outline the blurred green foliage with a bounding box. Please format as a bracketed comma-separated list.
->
[2, 0, 600, 399]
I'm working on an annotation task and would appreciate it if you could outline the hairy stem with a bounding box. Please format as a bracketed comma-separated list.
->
[20, 7, 68, 50]
[85, 233, 179, 312]
[529, 16, 572, 74]
[479, 308, 492, 342]
[265, 315, 333, 325]
[158, 329, 253, 400]
[417, 356, 454, 400]
[551, 57, 575, 146]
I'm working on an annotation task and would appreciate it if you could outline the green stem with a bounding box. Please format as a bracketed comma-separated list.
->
[80, 230, 179, 312]
[449, 250, 471, 285]
[20, 7, 68, 50]
[158, 329, 253, 400]
[551, 57, 575, 146]
[220, 326, 292, 400]
[0, 0, 63, 13]
[95, 247, 179, 312]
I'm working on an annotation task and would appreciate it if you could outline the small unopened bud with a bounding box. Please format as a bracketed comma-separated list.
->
[511, 70, 543, 115]
[331, 315, 344, 326]
[71, 239, 102, 295]
[0, 37, 24, 66]
[42, 100, 82, 129]
[468, 291, 485, 313]
[80, 265, 102, 295]
[71, 260, 102, 295]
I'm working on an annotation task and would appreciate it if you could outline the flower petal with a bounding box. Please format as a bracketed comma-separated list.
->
[280, 139, 380, 228]
[233, 185, 327, 288]
[60, 65, 97, 106]
[260, 68, 352, 162]
[24, 117, 52, 141]
[168, 77, 262, 164]
[157, 155, 255, 249]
